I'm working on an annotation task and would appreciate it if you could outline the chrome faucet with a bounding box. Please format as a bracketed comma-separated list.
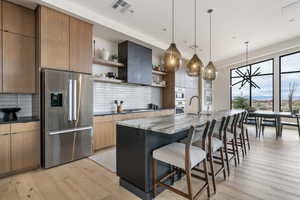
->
[189, 96, 201, 115]
[189, 96, 199, 105]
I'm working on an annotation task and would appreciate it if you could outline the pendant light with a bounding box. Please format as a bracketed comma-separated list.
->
[203, 9, 217, 80]
[186, 0, 204, 76]
[164, 0, 182, 72]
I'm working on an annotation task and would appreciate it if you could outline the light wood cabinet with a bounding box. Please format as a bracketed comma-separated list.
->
[70, 17, 92, 74]
[93, 116, 115, 150]
[93, 110, 175, 151]
[0, 124, 11, 175]
[3, 32, 35, 93]
[0, 31, 2, 92]
[2, 1, 35, 37]
[0, 122, 40, 177]
[38, 6, 93, 74]
[11, 130, 40, 171]
[39, 6, 69, 70]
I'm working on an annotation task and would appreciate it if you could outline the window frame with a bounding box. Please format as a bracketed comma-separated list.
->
[230, 58, 274, 111]
[279, 51, 300, 112]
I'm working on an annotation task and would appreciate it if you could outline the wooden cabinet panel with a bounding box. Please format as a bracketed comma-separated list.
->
[39, 6, 69, 70]
[11, 129, 40, 171]
[0, 31, 2, 92]
[70, 17, 92, 74]
[3, 1, 35, 37]
[11, 121, 40, 133]
[3, 32, 35, 93]
[93, 119, 115, 150]
[0, 132, 11, 174]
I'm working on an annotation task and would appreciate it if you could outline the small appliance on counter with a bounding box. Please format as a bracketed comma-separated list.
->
[148, 103, 159, 110]
[0, 107, 21, 121]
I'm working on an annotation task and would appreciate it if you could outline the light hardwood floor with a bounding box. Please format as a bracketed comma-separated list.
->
[1, 127, 300, 200]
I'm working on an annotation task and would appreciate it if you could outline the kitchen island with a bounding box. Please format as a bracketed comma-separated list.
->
[116, 110, 242, 200]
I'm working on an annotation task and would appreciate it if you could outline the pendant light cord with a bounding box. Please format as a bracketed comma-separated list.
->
[209, 10, 212, 61]
[194, 0, 197, 54]
[245, 41, 249, 65]
[172, 0, 175, 43]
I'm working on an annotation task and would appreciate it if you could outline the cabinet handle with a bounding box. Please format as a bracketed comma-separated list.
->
[0, 133, 10, 136]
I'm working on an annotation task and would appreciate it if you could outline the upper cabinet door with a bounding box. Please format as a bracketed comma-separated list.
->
[39, 6, 69, 70]
[3, 32, 35, 93]
[70, 17, 93, 74]
[3, 1, 35, 37]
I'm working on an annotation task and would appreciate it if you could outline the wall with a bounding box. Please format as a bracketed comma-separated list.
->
[0, 94, 32, 118]
[92, 35, 163, 113]
[213, 38, 300, 111]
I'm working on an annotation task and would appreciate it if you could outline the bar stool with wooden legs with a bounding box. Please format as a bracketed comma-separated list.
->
[226, 114, 240, 165]
[240, 112, 251, 152]
[192, 119, 226, 194]
[152, 122, 212, 200]
[236, 112, 247, 157]
[210, 116, 233, 177]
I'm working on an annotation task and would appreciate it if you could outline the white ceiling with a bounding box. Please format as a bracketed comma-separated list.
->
[24, 0, 300, 63]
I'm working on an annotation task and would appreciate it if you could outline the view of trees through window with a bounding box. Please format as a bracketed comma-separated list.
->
[231, 60, 273, 110]
[280, 52, 300, 112]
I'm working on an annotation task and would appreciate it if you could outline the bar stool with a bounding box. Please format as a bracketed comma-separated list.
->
[226, 114, 240, 165]
[241, 112, 251, 151]
[152, 122, 212, 200]
[192, 119, 226, 194]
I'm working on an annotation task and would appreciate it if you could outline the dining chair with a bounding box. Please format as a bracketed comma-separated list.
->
[260, 117, 277, 137]
[152, 122, 212, 200]
[280, 115, 300, 137]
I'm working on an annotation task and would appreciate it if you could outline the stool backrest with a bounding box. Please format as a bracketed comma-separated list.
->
[215, 117, 226, 140]
[223, 115, 231, 140]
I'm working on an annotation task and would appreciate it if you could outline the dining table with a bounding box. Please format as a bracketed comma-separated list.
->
[248, 110, 300, 139]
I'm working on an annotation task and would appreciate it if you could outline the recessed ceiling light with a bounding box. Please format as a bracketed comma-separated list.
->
[289, 18, 296, 22]
[162, 28, 167, 32]
[189, 44, 199, 49]
[232, 36, 237, 39]
[183, 40, 188, 44]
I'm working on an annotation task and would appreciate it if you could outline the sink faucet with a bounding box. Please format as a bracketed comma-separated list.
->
[189, 96, 199, 105]
[189, 96, 201, 115]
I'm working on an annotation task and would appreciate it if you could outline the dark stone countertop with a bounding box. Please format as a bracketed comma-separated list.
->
[0, 116, 40, 124]
[94, 108, 174, 117]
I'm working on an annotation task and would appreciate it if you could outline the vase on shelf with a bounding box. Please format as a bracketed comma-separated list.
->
[99, 48, 110, 61]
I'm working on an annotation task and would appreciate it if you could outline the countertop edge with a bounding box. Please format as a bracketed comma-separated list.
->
[94, 108, 175, 117]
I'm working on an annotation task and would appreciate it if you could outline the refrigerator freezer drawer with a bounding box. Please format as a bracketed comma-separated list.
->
[44, 128, 93, 168]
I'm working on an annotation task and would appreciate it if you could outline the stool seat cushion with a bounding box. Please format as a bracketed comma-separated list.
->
[153, 143, 206, 170]
[193, 137, 223, 152]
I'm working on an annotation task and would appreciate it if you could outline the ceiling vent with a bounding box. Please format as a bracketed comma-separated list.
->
[112, 0, 132, 13]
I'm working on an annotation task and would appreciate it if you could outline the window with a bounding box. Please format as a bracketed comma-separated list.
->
[280, 51, 300, 112]
[230, 59, 274, 110]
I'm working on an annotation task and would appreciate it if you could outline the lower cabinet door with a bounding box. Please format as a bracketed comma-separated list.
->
[11, 130, 40, 171]
[0, 133, 11, 174]
[93, 121, 115, 150]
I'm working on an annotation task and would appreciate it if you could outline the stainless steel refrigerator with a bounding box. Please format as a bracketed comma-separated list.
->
[42, 69, 93, 168]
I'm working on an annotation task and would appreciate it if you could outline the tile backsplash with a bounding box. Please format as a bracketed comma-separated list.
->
[0, 94, 32, 118]
[94, 82, 162, 113]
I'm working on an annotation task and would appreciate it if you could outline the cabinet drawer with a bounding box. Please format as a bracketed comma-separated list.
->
[94, 115, 113, 123]
[0, 124, 10, 135]
[11, 122, 40, 133]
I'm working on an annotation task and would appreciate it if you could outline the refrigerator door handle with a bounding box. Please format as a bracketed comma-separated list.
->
[68, 80, 73, 121]
[73, 79, 77, 121]
[48, 126, 93, 136]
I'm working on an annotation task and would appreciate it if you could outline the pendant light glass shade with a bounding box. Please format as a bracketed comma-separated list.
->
[186, 54, 203, 76]
[164, 0, 181, 72]
[186, 0, 203, 76]
[164, 43, 181, 72]
[203, 9, 217, 81]
[203, 61, 216, 80]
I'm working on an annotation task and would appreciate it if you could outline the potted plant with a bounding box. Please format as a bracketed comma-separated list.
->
[111, 54, 118, 63]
